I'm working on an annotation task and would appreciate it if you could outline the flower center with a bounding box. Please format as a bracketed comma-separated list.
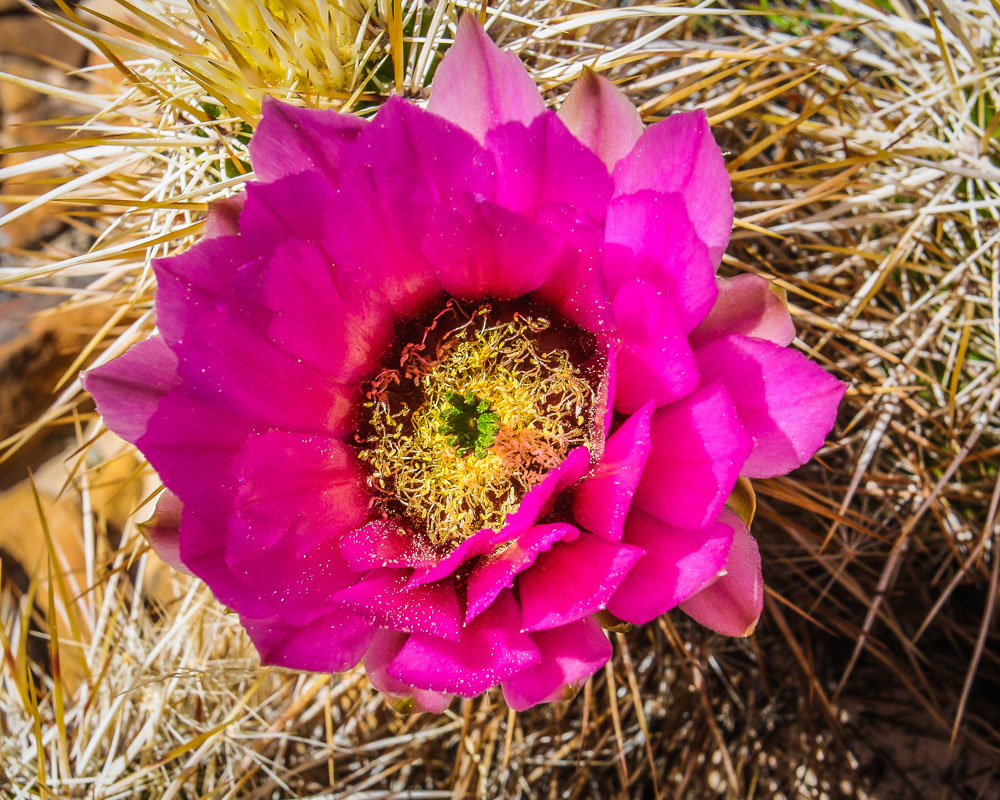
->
[358, 302, 601, 548]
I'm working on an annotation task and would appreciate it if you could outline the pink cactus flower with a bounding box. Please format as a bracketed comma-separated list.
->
[84, 15, 845, 711]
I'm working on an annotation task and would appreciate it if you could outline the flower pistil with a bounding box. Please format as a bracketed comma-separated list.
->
[438, 392, 500, 458]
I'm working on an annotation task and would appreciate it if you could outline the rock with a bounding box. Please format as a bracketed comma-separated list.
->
[0, 14, 91, 254]
[0, 304, 113, 489]
[0, 479, 87, 689]
[0, 12, 87, 64]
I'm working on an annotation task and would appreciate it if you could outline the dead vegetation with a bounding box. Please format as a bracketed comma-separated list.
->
[0, 1, 998, 797]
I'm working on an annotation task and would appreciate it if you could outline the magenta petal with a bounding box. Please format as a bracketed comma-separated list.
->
[176, 508, 271, 619]
[83, 337, 255, 515]
[518, 532, 644, 631]
[153, 236, 255, 340]
[689, 274, 795, 348]
[427, 13, 544, 142]
[248, 237, 392, 383]
[485, 112, 612, 224]
[156, 430, 363, 624]
[407, 527, 497, 588]
[573, 404, 653, 541]
[363, 630, 453, 713]
[329, 185, 441, 317]
[242, 609, 374, 673]
[465, 524, 581, 623]
[82, 336, 179, 443]
[144, 387, 254, 515]
[408, 449, 590, 591]
[500, 446, 592, 536]
[250, 97, 366, 185]
[558, 69, 644, 168]
[340, 521, 438, 572]
[680, 509, 763, 636]
[423, 200, 561, 300]
[169, 318, 357, 437]
[331, 568, 462, 641]
[604, 191, 718, 333]
[531, 208, 613, 333]
[406, 448, 589, 587]
[204, 193, 245, 239]
[141, 490, 192, 576]
[330, 96, 496, 314]
[388, 590, 540, 696]
[154, 240, 358, 437]
[223, 533, 364, 625]
[339, 95, 497, 205]
[501, 617, 610, 710]
[612, 109, 732, 265]
[160, 281, 357, 436]
[237, 172, 338, 252]
[607, 509, 732, 624]
[611, 279, 700, 413]
[633, 382, 752, 530]
[229, 431, 372, 556]
[694, 335, 846, 478]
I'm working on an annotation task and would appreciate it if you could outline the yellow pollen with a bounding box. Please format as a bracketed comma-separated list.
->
[359, 305, 595, 547]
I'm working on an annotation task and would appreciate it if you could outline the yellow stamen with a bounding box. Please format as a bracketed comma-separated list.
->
[359, 304, 596, 547]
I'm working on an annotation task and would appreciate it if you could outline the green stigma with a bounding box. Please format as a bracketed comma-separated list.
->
[439, 392, 500, 458]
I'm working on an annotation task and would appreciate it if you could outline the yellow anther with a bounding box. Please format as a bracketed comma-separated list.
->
[359, 306, 595, 547]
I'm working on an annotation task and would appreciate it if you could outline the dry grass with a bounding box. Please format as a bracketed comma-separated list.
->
[1, 0, 999, 797]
